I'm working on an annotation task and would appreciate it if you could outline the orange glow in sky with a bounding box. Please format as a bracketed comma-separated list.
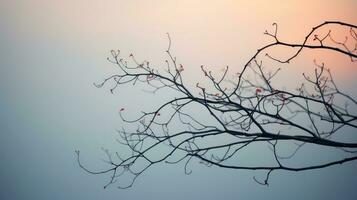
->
[2, 0, 356, 84]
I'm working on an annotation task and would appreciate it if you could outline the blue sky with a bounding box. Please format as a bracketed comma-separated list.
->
[0, 1, 356, 199]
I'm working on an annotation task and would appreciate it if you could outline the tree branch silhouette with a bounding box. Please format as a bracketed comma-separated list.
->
[77, 21, 357, 188]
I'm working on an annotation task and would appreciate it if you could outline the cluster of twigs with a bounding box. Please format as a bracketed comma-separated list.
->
[77, 21, 357, 188]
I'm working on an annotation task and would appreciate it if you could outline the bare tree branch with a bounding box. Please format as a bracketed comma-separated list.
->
[77, 21, 357, 188]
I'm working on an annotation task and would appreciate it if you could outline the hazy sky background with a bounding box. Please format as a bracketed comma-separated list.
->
[0, 0, 356, 199]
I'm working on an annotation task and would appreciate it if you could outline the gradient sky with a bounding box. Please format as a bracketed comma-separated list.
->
[0, 1, 357, 199]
